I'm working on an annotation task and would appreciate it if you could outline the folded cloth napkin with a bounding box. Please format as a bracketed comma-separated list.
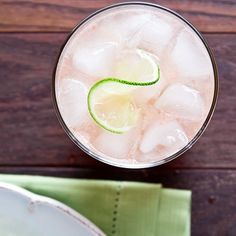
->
[0, 175, 191, 236]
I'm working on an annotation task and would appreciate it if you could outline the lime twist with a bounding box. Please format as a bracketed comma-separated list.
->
[87, 49, 160, 134]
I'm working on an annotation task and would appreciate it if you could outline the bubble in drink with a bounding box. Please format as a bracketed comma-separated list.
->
[55, 4, 216, 167]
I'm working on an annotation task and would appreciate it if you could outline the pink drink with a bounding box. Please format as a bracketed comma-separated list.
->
[54, 3, 217, 168]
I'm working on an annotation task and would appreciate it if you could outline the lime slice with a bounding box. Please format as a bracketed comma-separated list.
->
[88, 79, 139, 133]
[88, 50, 160, 133]
[114, 49, 160, 85]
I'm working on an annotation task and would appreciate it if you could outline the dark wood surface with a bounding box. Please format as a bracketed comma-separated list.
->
[0, 0, 236, 32]
[0, 1, 236, 235]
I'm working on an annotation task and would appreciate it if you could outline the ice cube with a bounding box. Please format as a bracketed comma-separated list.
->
[94, 130, 135, 159]
[170, 30, 213, 79]
[130, 16, 173, 55]
[57, 78, 88, 127]
[139, 120, 188, 154]
[115, 13, 152, 42]
[72, 41, 118, 78]
[70, 13, 153, 79]
[155, 83, 205, 121]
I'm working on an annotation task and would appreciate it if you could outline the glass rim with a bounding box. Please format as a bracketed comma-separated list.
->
[52, 1, 219, 169]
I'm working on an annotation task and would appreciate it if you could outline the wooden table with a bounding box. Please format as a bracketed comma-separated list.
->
[0, 1, 236, 235]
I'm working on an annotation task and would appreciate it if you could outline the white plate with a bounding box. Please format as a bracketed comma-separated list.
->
[0, 182, 106, 236]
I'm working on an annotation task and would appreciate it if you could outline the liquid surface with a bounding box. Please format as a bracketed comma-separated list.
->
[55, 4, 215, 166]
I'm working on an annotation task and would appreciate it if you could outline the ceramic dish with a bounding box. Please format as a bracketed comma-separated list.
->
[0, 182, 106, 236]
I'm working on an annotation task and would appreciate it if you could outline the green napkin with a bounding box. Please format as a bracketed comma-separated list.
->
[0, 175, 191, 236]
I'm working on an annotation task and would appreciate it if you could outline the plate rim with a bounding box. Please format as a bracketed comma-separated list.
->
[0, 182, 106, 236]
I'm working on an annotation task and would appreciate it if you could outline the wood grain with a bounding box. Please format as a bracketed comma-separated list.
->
[0, 167, 236, 236]
[0, 33, 235, 168]
[0, 0, 235, 33]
